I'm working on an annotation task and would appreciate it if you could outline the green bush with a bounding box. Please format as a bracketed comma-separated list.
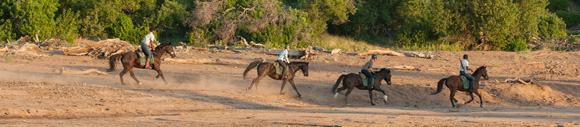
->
[539, 14, 568, 38]
[112, 15, 149, 45]
[506, 38, 528, 52]
[548, 0, 570, 12]
[556, 11, 580, 28]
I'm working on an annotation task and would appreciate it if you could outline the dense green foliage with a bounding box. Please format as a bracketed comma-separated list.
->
[548, 0, 570, 12]
[0, 0, 574, 51]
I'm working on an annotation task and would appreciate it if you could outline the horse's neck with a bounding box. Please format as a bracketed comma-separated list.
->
[472, 69, 482, 81]
[152, 47, 164, 58]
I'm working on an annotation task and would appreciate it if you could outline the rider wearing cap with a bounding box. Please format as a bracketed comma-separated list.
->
[361, 54, 377, 89]
[277, 45, 291, 79]
[460, 54, 475, 92]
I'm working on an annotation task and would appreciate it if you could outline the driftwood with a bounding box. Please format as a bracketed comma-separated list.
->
[300, 46, 317, 60]
[62, 38, 135, 59]
[2, 43, 44, 57]
[164, 58, 245, 65]
[384, 65, 421, 71]
[358, 50, 404, 57]
[504, 78, 534, 85]
[59, 68, 108, 75]
[398, 51, 437, 59]
[326, 48, 341, 54]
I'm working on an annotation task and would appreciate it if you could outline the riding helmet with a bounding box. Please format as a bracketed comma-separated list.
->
[371, 54, 378, 59]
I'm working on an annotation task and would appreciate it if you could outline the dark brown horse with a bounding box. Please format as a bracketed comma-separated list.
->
[243, 61, 309, 97]
[332, 68, 392, 105]
[107, 43, 176, 85]
[431, 66, 489, 108]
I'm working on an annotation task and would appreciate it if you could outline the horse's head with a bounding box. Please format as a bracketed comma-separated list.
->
[156, 43, 176, 58]
[481, 66, 489, 80]
[475, 66, 489, 80]
[379, 68, 392, 85]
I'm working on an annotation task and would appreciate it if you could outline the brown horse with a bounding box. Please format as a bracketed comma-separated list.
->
[107, 43, 176, 85]
[431, 66, 489, 108]
[243, 61, 309, 97]
[332, 68, 392, 105]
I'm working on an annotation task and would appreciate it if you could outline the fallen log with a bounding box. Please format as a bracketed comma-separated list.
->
[164, 58, 245, 65]
[358, 50, 404, 57]
[249, 41, 266, 49]
[326, 48, 341, 54]
[59, 68, 108, 75]
[384, 65, 421, 71]
[265, 49, 305, 57]
[504, 78, 534, 85]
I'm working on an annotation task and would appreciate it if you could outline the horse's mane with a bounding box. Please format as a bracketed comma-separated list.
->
[473, 66, 486, 75]
[290, 61, 309, 64]
[155, 43, 171, 50]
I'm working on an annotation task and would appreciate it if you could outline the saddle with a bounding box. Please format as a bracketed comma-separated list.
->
[136, 50, 154, 66]
[359, 72, 374, 87]
[273, 62, 289, 76]
[459, 75, 471, 89]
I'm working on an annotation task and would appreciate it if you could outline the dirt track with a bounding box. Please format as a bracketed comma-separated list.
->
[1, 49, 580, 126]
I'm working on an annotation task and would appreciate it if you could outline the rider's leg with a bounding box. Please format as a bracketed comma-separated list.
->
[462, 71, 475, 92]
[142, 43, 152, 68]
[278, 60, 288, 79]
[362, 70, 374, 89]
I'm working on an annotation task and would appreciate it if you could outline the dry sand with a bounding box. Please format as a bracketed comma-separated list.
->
[0, 50, 579, 126]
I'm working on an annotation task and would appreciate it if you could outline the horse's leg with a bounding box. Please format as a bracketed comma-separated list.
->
[465, 92, 475, 104]
[279, 80, 287, 95]
[368, 90, 375, 106]
[449, 90, 457, 108]
[474, 90, 484, 108]
[119, 68, 129, 85]
[154, 68, 167, 84]
[129, 68, 141, 85]
[344, 88, 354, 105]
[247, 74, 266, 91]
[335, 86, 347, 98]
[288, 80, 302, 98]
[375, 88, 388, 104]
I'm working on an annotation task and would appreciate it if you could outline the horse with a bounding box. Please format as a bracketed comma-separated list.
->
[243, 61, 309, 97]
[331, 68, 393, 106]
[431, 66, 489, 108]
[107, 43, 176, 85]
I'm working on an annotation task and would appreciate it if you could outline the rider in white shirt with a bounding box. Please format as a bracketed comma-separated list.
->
[141, 27, 156, 68]
[460, 54, 474, 92]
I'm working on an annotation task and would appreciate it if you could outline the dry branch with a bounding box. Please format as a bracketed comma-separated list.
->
[504, 78, 534, 85]
[300, 46, 317, 60]
[164, 58, 245, 65]
[59, 68, 108, 75]
[384, 65, 421, 71]
[249, 41, 266, 49]
[358, 50, 404, 57]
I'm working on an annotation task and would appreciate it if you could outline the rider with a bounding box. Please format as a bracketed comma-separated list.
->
[361, 54, 377, 89]
[141, 27, 156, 69]
[460, 54, 475, 92]
[277, 44, 290, 79]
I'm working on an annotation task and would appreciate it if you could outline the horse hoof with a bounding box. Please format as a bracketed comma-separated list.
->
[371, 103, 376, 106]
[383, 95, 388, 103]
[333, 93, 339, 98]
[138, 82, 142, 85]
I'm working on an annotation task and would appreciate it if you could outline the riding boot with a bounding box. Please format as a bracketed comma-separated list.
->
[367, 78, 374, 89]
[145, 58, 151, 69]
[282, 68, 288, 79]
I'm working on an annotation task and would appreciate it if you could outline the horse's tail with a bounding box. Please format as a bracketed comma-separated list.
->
[243, 61, 262, 79]
[107, 54, 123, 72]
[431, 78, 447, 95]
[332, 74, 346, 95]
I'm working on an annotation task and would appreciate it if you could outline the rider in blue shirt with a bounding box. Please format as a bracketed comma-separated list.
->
[277, 45, 290, 79]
